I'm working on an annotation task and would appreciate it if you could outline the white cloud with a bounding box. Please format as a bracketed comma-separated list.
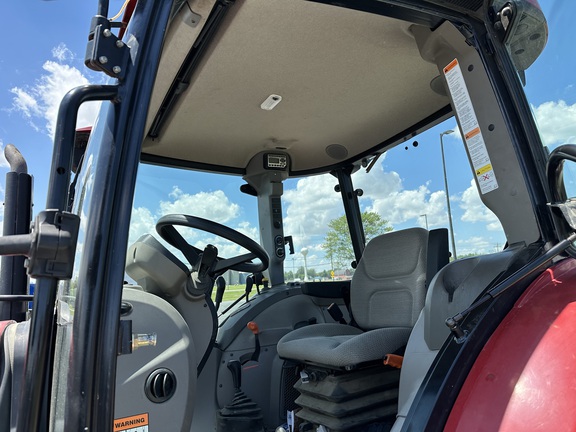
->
[282, 160, 464, 260]
[9, 87, 41, 119]
[10, 53, 101, 138]
[128, 187, 258, 264]
[354, 163, 448, 228]
[159, 187, 239, 224]
[457, 236, 502, 256]
[460, 179, 502, 231]
[129, 207, 157, 246]
[532, 100, 576, 147]
[236, 220, 259, 241]
[283, 174, 342, 249]
[52, 43, 74, 62]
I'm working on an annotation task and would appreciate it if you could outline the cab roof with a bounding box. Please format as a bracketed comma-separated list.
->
[140, 0, 486, 175]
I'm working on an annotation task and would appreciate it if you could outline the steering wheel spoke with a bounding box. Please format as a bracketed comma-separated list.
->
[159, 224, 201, 268]
[214, 252, 257, 273]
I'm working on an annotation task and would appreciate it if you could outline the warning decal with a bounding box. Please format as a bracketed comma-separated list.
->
[444, 59, 498, 194]
[113, 413, 149, 432]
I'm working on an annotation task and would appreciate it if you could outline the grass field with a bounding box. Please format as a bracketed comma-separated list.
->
[210, 284, 248, 303]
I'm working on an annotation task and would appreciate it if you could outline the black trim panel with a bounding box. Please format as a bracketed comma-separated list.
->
[310, 0, 481, 21]
[148, 0, 236, 139]
[300, 280, 350, 298]
[141, 152, 246, 175]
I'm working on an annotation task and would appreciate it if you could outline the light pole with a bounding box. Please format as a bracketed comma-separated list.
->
[301, 248, 309, 281]
[440, 130, 457, 260]
[420, 214, 428, 230]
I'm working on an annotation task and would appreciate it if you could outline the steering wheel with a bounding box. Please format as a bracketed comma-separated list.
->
[156, 214, 269, 276]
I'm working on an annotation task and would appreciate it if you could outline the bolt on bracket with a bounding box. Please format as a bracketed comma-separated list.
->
[85, 21, 130, 80]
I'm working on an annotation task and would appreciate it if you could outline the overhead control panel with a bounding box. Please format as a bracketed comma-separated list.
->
[264, 153, 288, 170]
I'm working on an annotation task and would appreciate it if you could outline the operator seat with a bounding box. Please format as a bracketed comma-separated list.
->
[277, 227, 442, 369]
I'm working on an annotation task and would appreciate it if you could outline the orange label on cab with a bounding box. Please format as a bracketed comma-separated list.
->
[113, 413, 149, 431]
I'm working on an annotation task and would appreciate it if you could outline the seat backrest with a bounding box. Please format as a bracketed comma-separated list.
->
[350, 227, 429, 331]
[423, 247, 519, 349]
[391, 246, 524, 432]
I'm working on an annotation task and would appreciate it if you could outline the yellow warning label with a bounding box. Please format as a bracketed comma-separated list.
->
[113, 413, 149, 432]
[475, 164, 493, 176]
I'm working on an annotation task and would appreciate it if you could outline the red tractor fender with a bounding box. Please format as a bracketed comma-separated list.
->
[445, 257, 576, 431]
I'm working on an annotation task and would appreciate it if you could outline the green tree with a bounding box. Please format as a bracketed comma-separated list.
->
[295, 266, 305, 280]
[322, 211, 392, 269]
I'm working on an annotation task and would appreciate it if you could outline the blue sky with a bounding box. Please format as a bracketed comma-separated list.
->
[1, 1, 575, 273]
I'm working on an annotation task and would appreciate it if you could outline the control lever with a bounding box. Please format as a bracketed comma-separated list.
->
[228, 360, 242, 390]
[245, 276, 254, 302]
[218, 274, 258, 316]
[253, 273, 269, 293]
[240, 321, 261, 364]
[198, 244, 218, 278]
[217, 359, 265, 431]
[219, 276, 252, 316]
[214, 276, 226, 312]
[284, 236, 294, 255]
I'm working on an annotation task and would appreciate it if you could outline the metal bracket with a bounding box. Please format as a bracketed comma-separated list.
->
[26, 210, 80, 279]
[549, 200, 576, 232]
[445, 316, 468, 344]
[117, 320, 133, 355]
[85, 22, 130, 80]
[490, 3, 514, 40]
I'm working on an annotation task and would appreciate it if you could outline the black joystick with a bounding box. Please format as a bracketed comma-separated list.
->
[216, 360, 265, 432]
[214, 276, 226, 312]
[228, 359, 242, 390]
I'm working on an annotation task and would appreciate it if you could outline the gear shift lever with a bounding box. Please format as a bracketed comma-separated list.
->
[227, 360, 242, 390]
[216, 360, 265, 431]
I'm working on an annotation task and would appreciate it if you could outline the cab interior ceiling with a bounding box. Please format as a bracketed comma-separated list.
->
[140, 0, 472, 175]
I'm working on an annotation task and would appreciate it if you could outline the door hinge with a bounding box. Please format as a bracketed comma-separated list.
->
[85, 16, 130, 80]
[27, 210, 80, 279]
[0, 210, 80, 280]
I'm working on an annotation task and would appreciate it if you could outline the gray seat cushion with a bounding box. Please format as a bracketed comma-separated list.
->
[277, 323, 412, 368]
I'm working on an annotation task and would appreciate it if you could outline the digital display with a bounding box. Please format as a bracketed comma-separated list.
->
[265, 154, 288, 170]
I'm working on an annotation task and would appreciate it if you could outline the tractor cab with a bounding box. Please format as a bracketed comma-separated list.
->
[2, 0, 576, 431]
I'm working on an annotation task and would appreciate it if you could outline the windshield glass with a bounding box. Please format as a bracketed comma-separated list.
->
[129, 165, 257, 264]
[127, 114, 506, 285]
[128, 167, 348, 284]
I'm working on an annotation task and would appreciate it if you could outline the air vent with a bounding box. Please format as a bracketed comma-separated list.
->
[145, 368, 177, 403]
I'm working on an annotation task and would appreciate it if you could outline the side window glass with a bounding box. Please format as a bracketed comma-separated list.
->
[353, 119, 506, 260]
[282, 174, 347, 281]
[523, 3, 576, 198]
